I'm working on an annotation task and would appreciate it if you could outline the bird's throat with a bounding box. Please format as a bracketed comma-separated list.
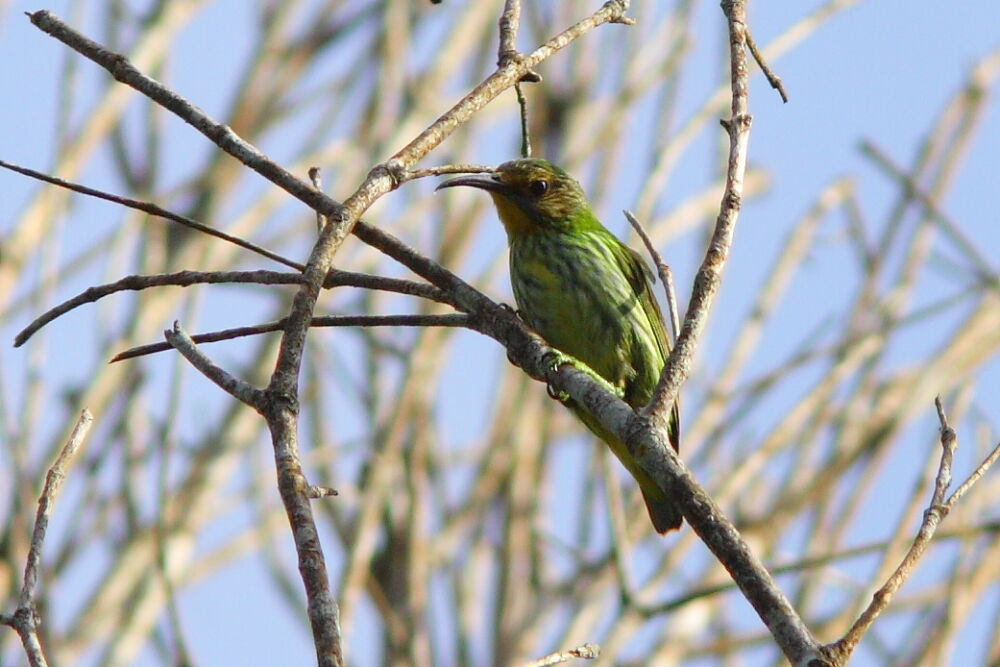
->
[490, 193, 537, 237]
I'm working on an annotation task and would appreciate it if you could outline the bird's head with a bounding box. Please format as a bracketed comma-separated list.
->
[436, 158, 594, 236]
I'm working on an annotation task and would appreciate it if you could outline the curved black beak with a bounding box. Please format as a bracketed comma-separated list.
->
[435, 172, 510, 195]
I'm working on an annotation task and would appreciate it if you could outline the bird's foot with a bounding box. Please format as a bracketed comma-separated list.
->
[497, 302, 523, 321]
[542, 350, 623, 403]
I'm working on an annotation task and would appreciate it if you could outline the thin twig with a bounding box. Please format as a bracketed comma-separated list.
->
[745, 28, 789, 103]
[0, 158, 302, 271]
[933, 396, 957, 503]
[498, 0, 522, 63]
[661, 266, 681, 346]
[498, 0, 541, 83]
[624, 209, 680, 341]
[824, 396, 960, 663]
[946, 440, 1000, 508]
[163, 321, 266, 407]
[15, 269, 454, 348]
[15, 270, 302, 347]
[114, 313, 473, 362]
[0, 409, 93, 667]
[520, 642, 601, 667]
[21, 410, 93, 607]
[516, 83, 532, 157]
[403, 164, 496, 181]
[309, 167, 327, 232]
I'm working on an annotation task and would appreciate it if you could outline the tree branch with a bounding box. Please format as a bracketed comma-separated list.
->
[642, 0, 752, 425]
[0, 158, 302, 271]
[824, 397, 1000, 663]
[15, 269, 453, 348]
[24, 5, 635, 666]
[1, 410, 93, 667]
[114, 313, 473, 362]
[163, 322, 266, 408]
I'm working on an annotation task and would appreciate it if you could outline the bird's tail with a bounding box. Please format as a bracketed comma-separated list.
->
[641, 486, 683, 534]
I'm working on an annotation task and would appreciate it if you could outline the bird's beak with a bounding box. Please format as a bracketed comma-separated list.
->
[435, 172, 511, 195]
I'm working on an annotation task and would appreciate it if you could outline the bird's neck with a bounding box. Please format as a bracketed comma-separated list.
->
[490, 194, 600, 240]
[489, 193, 537, 237]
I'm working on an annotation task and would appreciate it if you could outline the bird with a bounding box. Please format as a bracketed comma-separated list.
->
[437, 158, 681, 534]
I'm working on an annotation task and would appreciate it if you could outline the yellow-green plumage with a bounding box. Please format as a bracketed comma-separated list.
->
[438, 158, 681, 534]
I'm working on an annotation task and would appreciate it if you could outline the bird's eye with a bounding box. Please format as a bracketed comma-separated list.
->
[527, 179, 549, 197]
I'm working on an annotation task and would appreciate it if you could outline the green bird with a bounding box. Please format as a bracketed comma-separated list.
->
[437, 158, 682, 534]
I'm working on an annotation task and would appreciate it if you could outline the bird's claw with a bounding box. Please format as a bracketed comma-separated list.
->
[546, 382, 571, 403]
[498, 302, 525, 322]
[542, 349, 625, 403]
[542, 350, 574, 403]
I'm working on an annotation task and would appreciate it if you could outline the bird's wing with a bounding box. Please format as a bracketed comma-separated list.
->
[611, 237, 681, 452]
[615, 241, 671, 360]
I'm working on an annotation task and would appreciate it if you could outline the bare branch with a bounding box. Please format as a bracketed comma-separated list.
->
[624, 209, 680, 341]
[114, 313, 473, 362]
[946, 441, 1000, 507]
[498, 0, 522, 64]
[25, 8, 636, 665]
[163, 321, 266, 408]
[824, 397, 963, 663]
[22, 4, 991, 667]
[745, 28, 789, 103]
[521, 642, 601, 667]
[498, 0, 541, 82]
[0, 158, 302, 271]
[15, 269, 454, 348]
[15, 270, 303, 347]
[402, 164, 496, 181]
[642, 0, 752, 423]
[1, 409, 93, 667]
